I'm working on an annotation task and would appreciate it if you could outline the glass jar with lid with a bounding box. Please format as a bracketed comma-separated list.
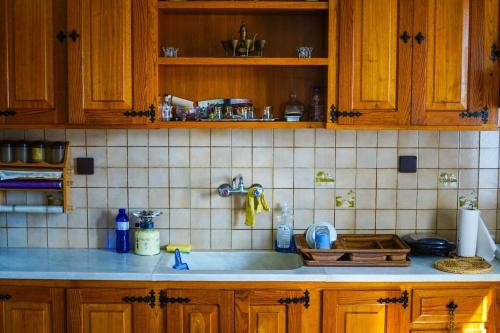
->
[29, 142, 45, 163]
[48, 142, 65, 164]
[0, 141, 13, 163]
[14, 141, 28, 162]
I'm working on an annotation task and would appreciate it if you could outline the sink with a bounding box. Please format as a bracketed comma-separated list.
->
[165, 251, 303, 271]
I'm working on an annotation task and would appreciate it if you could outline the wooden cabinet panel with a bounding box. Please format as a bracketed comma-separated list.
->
[67, 0, 157, 125]
[411, 0, 499, 126]
[162, 289, 233, 333]
[67, 288, 159, 333]
[0, 0, 67, 124]
[235, 290, 307, 333]
[0, 286, 65, 333]
[337, 0, 412, 126]
[411, 289, 491, 325]
[323, 290, 408, 333]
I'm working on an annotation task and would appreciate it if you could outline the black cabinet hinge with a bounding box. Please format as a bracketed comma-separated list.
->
[56, 31, 67, 42]
[377, 290, 409, 309]
[69, 30, 80, 42]
[123, 104, 156, 123]
[490, 44, 500, 62]
[0, 294, 11, 301]
[277, 290, 310, 309]
[415, 32, 425, 44]
[330, 104, 362, 123]
[158, 290, 191, 308]
[459, 105, 489, 124]
[122, 289, 155, 309]
[0, 109, 16, 117]
[400, 31, 411, 43]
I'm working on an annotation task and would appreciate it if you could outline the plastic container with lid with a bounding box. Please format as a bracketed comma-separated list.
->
[29, 141, 45, 163]
[0, 141, 13, 163]
[133, 210, 161, 256]
[13, 141, 28, 162]
[48, 142, 65, 164]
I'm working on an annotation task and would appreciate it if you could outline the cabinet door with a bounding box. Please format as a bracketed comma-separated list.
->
[67, 0, 157, 126]
[336, 0, 412, 126]
[235, 290, 308, 333]
[0, 286, 65, 333]
[0, 0, 67, 125]
[67, 288, 159, 333]
[162, 289, 233, 333]
[411, 0, 499, 127]
[323, 290, 408, 333]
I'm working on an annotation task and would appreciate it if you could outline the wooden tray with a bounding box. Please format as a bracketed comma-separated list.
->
[295, 234, 411, 267]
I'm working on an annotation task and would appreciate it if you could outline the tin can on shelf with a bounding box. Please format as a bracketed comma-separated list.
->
[14, 141, 28, 163]
[29, 142, 45, 163]
[0, 141, 13, 163]
[48, 142, 65, 164]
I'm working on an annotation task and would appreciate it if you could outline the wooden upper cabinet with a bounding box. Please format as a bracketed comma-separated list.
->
[67, 0, 157, 126]
[235, 290, 309, 333]
[0, 0, 67, 125]
[337, 0, 412, 126]
[323, 290, 409, 333]
[411, 0, 499, 127]
[67, 288, 160, 333]
[0, 286, 65, 333]
[162, 289, 234, 333]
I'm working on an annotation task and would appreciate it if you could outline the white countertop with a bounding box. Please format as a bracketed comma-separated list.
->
[0, 248, 499, 283]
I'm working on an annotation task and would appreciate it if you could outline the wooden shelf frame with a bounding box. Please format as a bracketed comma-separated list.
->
[158, 57, 329, 66]
[158, 1, 329, 11]
[156, 121, 324, 129]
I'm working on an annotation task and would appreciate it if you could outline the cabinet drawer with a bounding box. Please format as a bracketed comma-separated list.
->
[411, 289, 491, 324]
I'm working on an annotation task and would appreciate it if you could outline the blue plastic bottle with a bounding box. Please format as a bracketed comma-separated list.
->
[115, 208, 130, 253]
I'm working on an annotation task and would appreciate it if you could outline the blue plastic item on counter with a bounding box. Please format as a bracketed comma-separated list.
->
[315, 226, 331, 249]
[172, 249, 189, 270]
[115, 208, 130, 253]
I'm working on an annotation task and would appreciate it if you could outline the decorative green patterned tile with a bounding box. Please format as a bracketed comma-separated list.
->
[315, 170, 335, 186]
[335, 189, 355, 208]
[438, 171, 458, 188]
[458, 191, 478, 209]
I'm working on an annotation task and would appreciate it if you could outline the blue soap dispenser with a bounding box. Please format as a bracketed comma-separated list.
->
[115, 208, 130, 253]
[275, 202, 295, 252]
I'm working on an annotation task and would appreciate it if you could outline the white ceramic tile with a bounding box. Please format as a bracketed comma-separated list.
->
[0, 228, 6, 247]
[127, 147, 148, 167]
[210, 147, 231, 167]
[71, 188, 87, 208]
[253, 168, 273, 188]
[47, 214, 68, 228]
[356, 190, 376, 209]
[314, 209, 334, 225]
[149, 147, 169, 167]
[68, 229, 88, 248]
[87, 167, 107, 188]
[190, 147, 210, 167]
[8, 228, 27, 247]
[356, 148, 376, 168]
[460, 131, 479, 148]
[397, 173, 417, 189]
[479, 169, 498, 189]
[314, 189, 335, 209]
[293, 209, 314, 229]
[293, 168, 314, 188]
[439, 131, 459, 148]
[437, 210, 457, 230]
[6, 213, 26, 227]
[47, 228, 68, 248]
[170, 209, 191, 228]
[418, 131, 439, 148]
[336, 131, 356, 147]
[3, 129, 24, 140]
[169, 188, 190, 208]
[170, 229, 190, 244]
[458, 149, 479, 168]
[88, 228, 108, 248]
[376, 210, 396, 229]
[190, 168, 210, 188]
[397, 190, 417, 209]
[294, 148, 314, 168]
[396, 210, 416, 229]
[252, 230, 273, 249]
[108, 188, 128, 208]
[25, 129, 44, 141]
[190, 189, 210, 208]
[28, 228, 48, 248]
[253, 129, 273, 147]
[417, 169, 438, 189]
[107, 130, 127, 146]
[128, 188, 148, 208]
[356, 169, 376, 188]
[480, 131, 499, 148]
[66, 129, 86, 146]
[190, 129, 211, 146]
[437, 190, 458, 209]
[68, 209, 87, 229]
[6, 192, 26, 205]
[128, 168, 149, 188]
[149, 188, 169, 208]
[211, 229, 231, 249]
[478, 189, 497, 209]
[169, 147, 189, 167]
[87, 188, 108, 208]
[148, 129, 169, 146]
[377, 169, 397, 188]
[191, 229, 211, 249]
[334, 210, 355, 229]
[210, 168, 231, 189]
[232, 147, 252, 167]
[108, 168, 127, 187]
[87, 147, 107, 168]
[417, 190, 438, 209]
[231, 230, 251, 249]
[273, 168, 294, 188]
[479, 148, 499, 168]
[127, 130, 148, 147]
[253, 148, 273, 167]
[356, 210, 375, 229]
[211, 209, 232, 229]
[336, 148, 356, 168]
[211, 129, 231, 146]
[149, 168, 169, 188]
[45, 129, 66, 142]
[378, 131, 398, 147]
[335, 169, 356, 189]
[169, 128, 190, 146]
[398, 131, 418, 148]
[273, 129, 294, 147]
[458, 169, 478, 189]
[85, 130, 106, 146]
[376, 190, 397, 209]
[315, 148, 335, 168]
[376, 148, 397, 168]
[438, 149, 459, 168]
[418, 149, 439, 168]
[294, 129, 315, 147]
[27, 213, 46, 228]
[356, 131, 377, 147]
[294, 189, 314, 209]
[107, 147, 127, 167]
[231, 129, 252, 146]
[273, 148, 293, 167]
[315, 129, 335, 147]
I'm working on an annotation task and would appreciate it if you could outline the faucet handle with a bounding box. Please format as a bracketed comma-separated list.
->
[251, 184, 263, 198]
[217, 184, 232, 197]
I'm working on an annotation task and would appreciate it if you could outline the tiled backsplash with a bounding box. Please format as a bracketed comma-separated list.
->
[0, 128, 499, 249]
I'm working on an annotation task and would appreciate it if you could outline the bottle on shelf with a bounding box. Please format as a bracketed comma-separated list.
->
[115, 208, 130, 253]
[284, 93, 305, 122]
[309, 86, 324, 122]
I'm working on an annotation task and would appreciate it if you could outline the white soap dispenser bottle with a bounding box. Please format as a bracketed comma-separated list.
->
[276, 202, 294, 252]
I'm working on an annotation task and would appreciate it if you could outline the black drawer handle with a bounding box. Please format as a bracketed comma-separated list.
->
[159, 290, 190, 308]
[415, 32, 425, 44]
[400, 31, 411, 43]
[277, 290, 310, 309]
[122, 289, 155, 309]
[69, 30, 80, 42]
[377, 290, 409, 309]
[459, 106, 489, 124]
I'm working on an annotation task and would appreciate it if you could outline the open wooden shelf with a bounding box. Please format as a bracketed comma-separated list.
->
[158, 57, 329, 66]
[156, 121, 324, 128]
[158, 1, 329, 11]
[0, 161, 66, 169]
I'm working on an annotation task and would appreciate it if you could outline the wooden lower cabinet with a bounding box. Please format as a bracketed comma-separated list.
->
[235, 290, 309, 333]
[67, 288, 160, 333]
[160, 289, 233, 333]
[323, 290, 409, 333]
[0, 286, 65, 333]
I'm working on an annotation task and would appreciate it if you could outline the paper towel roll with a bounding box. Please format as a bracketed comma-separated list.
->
[457, 209, 479, 257]
[476, 217, 497, 262]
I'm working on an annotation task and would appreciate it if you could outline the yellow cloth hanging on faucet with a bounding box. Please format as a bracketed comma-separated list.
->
[245, 187, 270, 227]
